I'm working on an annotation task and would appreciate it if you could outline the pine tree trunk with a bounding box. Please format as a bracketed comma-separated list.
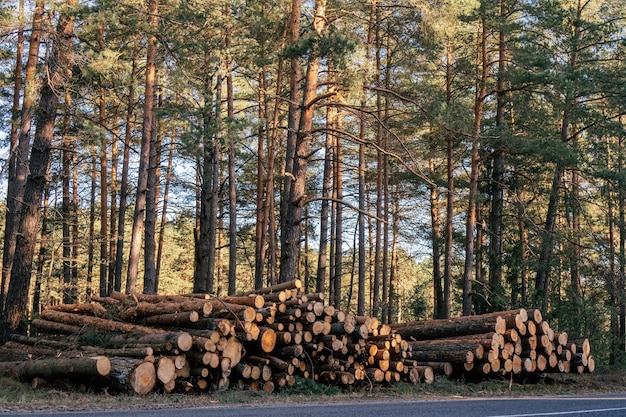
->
[143, 86, 160, 295]
[156, 138, 175, 284]
[195, 75, 219, 294]
[127, 0, 158, 294]
[357, 0, 376, 317]
[462, 17, 488, 316]
[226, 37, 237, 296]
[279, 0, 327, 284]
[2, 0, 25, 312]
[255, 67, 267, 290]
[372, 5, 382, 318]
[332, 102, 342, 309]
[108, 108, 119, 297]
[280, 0, 302, 270]
[430, 155, 444, 319]
[32, 184, 50, 315]
[3, 0, 76, 341]
[114, 38, 138, 293]
[62, 87, 74, 303]
[381, 40, 391, 324]
[72, 139, 80, 295]
[87, 156, 97, 298]
[317, 108, 332, 295]
[99, 85, 109, 298]
[488, 11, 507, 310]
[2, 0, 43, 311]
[443, 42, 455, 319]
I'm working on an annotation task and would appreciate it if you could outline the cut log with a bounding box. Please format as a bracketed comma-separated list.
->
[137, 311, 200, 327]
[80, 346, 154, 358]
[31, 318, 83, 335]
[0, 356, 110, 381]
[406, 348, 474, 364]
[253, 279, 302, 295]
[107, 358, 157, 395]
[391, 314, 513, 341]
[156, 356, 176, 385]
[119, 300, 212, 321]
[108, 331, 193, 352]
[221, 336, 244, 367]
[41, 310, 164, 335]
[47, 303, 108, 317]
[221, 294, 265, 309]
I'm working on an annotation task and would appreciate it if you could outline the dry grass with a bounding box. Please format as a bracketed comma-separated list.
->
[1, 368, 625, 413]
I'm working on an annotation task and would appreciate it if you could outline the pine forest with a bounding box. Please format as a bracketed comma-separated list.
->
[0, 0, 626, 369]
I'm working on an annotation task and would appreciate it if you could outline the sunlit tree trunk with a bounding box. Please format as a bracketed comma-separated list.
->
[279, 0, 327, 283]
[357, 0, 377, 316]
[3, 0, 77, 341]
[226, 27, 237, 295]
[462, 15, 488, 316]
[114, 38, 138, 293]
[443, 41, 454, 319]
[156, 137, 175, 283]
[2, 0, 43, 311]
[317, 106, 333, 295]
[127, 0, 159, 294]
[255, 66, 268, 290]
[372, 5, 382, 318]
[332, 102, 343, 308]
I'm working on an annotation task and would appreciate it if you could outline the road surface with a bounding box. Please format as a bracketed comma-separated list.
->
[2, 395, 626, 417]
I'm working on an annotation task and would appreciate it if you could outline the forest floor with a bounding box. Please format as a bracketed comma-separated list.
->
[1, 367, 625, 413]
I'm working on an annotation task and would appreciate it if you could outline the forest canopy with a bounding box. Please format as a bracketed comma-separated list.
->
[0, 0, 626, 365]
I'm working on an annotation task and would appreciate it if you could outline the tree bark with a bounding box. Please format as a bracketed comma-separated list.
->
[156, 137, 175, 284]
[226, 31, 237, 296]
[2, 0, 43, 311]
[143, 85, 160, 294]
[114, 37, 138, 293]
[32, 184, 50, 315]
[3, 0, 77, 341]
[62, 85, 74, 303]
[127, 0, 158, 294]
[99, 86, 109, 298]
[279, 0, 327, 284]
[4, 0, 25, 306]
[487, 0, 508, 311]
[279, 0, 302, 271]
[462, 16, 488, 316]
[443, 41, 455, 319]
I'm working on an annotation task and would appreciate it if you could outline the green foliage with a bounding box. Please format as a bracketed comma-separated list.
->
[282, 29, 355, 65]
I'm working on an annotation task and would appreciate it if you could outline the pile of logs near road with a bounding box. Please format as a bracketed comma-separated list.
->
[0, 280, 594, 394]
[391, 308, 595, 378]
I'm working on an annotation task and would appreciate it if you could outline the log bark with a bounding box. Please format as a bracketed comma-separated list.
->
[391, 314, 513, 341]
[41, 310, 165, 334]
[0, 356, 110, 381]
[30, 319, 82, 335]
[108, 331, 193, 352]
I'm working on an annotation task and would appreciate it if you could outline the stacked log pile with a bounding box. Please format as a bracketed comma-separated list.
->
[0, 280, 430, 393]
[0, 283, 594, 394]
[390, 308, 595, 379]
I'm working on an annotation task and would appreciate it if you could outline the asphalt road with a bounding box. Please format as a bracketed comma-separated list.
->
[3, 395, 626, 417]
